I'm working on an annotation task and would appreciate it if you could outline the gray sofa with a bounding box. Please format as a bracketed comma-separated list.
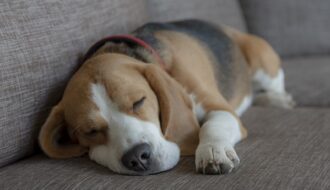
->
[1, 0, 329, 189]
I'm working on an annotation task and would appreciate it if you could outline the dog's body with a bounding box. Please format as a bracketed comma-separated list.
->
[39, 20, 294, 175]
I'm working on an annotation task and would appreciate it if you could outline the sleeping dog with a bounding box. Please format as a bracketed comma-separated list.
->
[39, 20, 294, 175]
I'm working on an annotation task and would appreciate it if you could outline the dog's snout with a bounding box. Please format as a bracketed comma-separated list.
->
[121, 143, 153, 172]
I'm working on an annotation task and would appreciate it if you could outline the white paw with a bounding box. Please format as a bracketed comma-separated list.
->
[195, 142, 240, 175]
[254, 91, 296, 109]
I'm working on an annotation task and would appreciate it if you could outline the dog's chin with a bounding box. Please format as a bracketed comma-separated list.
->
[89, 140, 180, 175]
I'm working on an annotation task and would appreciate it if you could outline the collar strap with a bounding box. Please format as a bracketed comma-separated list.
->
[82, 35, 166, 70]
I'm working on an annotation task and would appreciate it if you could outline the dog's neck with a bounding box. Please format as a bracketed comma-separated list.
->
[83, 35, 172, 71]
[93, 42, 157, 65]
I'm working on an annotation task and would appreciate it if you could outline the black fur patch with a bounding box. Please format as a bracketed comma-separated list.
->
[133, 20, 234, 98]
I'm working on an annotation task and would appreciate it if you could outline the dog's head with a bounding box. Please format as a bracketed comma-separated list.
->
[39, 53, 199, 175]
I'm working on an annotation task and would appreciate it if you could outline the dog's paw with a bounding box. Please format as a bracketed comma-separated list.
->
[195, 142, 240, 175]
[284, 93, 296, 108]
[254, 91, 296, 109]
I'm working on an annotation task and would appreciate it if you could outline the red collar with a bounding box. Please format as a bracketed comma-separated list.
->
[83, 35, 166, 70]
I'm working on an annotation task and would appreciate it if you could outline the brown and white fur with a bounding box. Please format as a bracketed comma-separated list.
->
[39, 20, 294, 175]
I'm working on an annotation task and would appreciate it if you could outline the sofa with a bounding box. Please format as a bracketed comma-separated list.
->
[1, 0, 329, 189]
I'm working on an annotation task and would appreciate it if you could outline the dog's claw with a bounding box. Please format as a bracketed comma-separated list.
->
[195, 144, 239, 175]
[205, 163, 220, 174]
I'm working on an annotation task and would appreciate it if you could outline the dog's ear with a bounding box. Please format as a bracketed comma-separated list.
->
[39, 104, 87, 158]
[144, 65, 199, 155]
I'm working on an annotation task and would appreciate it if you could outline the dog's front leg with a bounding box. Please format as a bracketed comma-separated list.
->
[195, 110, 243, 174]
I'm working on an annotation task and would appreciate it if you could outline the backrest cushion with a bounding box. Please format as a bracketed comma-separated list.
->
[147, 0, 246, 31]
[240, 0, 330, 57]
[0, 0, 147, 167]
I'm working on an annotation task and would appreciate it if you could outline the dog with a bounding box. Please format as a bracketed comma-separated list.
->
[39, 20, 294, 175]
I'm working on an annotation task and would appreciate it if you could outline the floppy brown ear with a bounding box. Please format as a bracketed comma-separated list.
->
[39, 104, 87, 158]
[144, 65, 199, 155]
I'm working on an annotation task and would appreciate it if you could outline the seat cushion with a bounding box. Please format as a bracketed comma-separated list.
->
[283, 56, 330, 107]
[0, 0, 147, 167]
[239, 0, 330, 57]
[1, 108, 329, 189]
[147, 0, 246, 31]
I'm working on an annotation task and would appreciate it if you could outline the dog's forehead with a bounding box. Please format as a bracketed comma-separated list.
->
[62, 54, 159, 122]
[64, 54, 146, 99]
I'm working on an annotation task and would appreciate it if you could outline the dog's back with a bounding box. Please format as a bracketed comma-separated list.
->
[133, 19, 250, 104]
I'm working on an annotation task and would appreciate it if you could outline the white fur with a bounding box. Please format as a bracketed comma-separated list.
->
[253, 69, 285, 94]
[89, 83, 180, 175]
[235, 95, 252, 116]
[253, 69, 295, 108]
[195, 111, 241, 174]
[190, 94, 206, 122]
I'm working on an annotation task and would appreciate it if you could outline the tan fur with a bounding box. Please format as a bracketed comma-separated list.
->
[222, 27, 282, 138]
[155, 31, 233, 112]
[39, 105, 88, 158]
[155, 31, 248, 139]
[223, 27, 281, 77]
[144, 65, 199, 155]
[225, 35, 251, 113]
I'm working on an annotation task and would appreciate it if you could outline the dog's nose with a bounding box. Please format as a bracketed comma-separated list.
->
[121, 143, 152, 172]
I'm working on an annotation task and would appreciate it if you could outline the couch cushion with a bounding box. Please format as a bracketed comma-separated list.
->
[0, 0, 147, 167]
[147, 0, 246, 31]
[1, 108, 329, 189]
[239, 0, 330, 57]
[283, 56, 330, 107]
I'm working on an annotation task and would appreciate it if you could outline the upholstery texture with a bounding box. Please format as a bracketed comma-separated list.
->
[1, 0, 330, 189]
[283, 56, 330, 107]
[239, 0, 330, 57]
[0, 0, 147, 167]
[1, 108, 329, 190]
[147, 0, 246, 31]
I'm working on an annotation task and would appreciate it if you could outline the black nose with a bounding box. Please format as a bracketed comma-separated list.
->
[121, 143, 153, 172]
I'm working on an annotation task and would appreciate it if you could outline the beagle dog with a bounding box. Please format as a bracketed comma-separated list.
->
[39, 20, 294, 175]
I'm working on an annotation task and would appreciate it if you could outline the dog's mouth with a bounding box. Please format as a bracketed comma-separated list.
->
[116, 161, 176, 176]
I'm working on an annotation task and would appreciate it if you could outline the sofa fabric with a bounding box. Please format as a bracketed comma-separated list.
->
[0, 0, 148, 167]
[1, 0, 330, 189]
[239, 0, 330, 57]
[283, 56, 330, 107]
[1, 107, 329, 190]
[147, 0, 246, 31]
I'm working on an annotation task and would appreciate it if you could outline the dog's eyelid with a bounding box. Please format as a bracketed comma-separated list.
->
[85, 128, 99, 136]
[133, 96, 146, 112]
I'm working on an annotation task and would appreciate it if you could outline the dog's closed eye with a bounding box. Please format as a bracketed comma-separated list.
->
[85, 129, 99, 136]
[133, 96, 146, 112]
